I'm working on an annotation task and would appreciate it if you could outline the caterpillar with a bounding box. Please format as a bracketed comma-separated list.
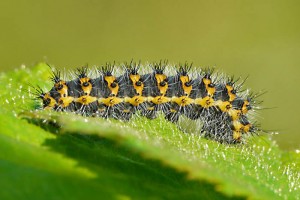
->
[32, 61, 261, 144]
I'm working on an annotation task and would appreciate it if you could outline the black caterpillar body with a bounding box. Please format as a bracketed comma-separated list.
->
[34, 61, 260, 143]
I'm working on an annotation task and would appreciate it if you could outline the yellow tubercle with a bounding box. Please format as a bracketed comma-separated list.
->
[99, 96, 123, 107]
[202, 78, 211, 85]
[243, 124, 251, 133]
[148, 96, 170, 105]
[233, 131, 242, 141]
[75, 95, 97, 105]
[147, 106, 154, 111]
[44, 93, 57, 109]
[79, 77, 92, 95]
[124, 96, 146, 106]
[129, 74, 144, 95]
[226, 84, 236, 102]
[155, 74, 168, 95]
[180, 75, 192, 95]
[232, 120, 243, 131]
[55, 81, 68, 97]
[242, 100, 250, 114]
[206, 85, 215, 97]
[195, 96, 214, 108]
[228, 109, 242, 121]
[172, 96, 193, 106]
[104, 75, 119, 96]
[215, 100, 232, 112]
[57, 96, 74, 108]
[232, 120, 251, 134]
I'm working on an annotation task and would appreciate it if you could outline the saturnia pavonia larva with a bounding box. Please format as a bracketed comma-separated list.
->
[32, 61, 262, 144]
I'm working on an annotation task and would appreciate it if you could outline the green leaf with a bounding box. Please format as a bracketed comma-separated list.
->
[0, 63, 299, 200]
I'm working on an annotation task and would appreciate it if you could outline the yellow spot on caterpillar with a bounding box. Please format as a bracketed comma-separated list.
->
[242, 100, 250, 114]
[195, 96, 214, 108]
[147, 106, 154, 111]
[232, 121, 243, 141]
[215, 100, 232, 112]
[54, 81, 68, 97]
[226, 84, 236, 102]
[232, 120, 243, 131]
[129, 74, 144, 95]
[99, 96, 123, 107]
[243, 123, 251, 133]
[124, 96, 146, 106]
[180, 75, 192, 96]
[202, 78, 211, 85]
[155, 74, 168, 95]
[206, 84, 215, 97]
[202, 77, 215, 96]
[172, 96, 193, 106]
[232, 120, 251, 135]
[104, 75, 119, 96]
[79, 77, 92, 95]
[228, 109, 242, 120]
[148, 96, 170, 105]
[233, 131, 241, 141]
[75, 95, 97, 105]
[58, 96, 74, 108]
[43, 93, 56, 109]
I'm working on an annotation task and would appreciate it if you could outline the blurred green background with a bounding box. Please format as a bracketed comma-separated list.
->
[0, 0, 299, 150]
